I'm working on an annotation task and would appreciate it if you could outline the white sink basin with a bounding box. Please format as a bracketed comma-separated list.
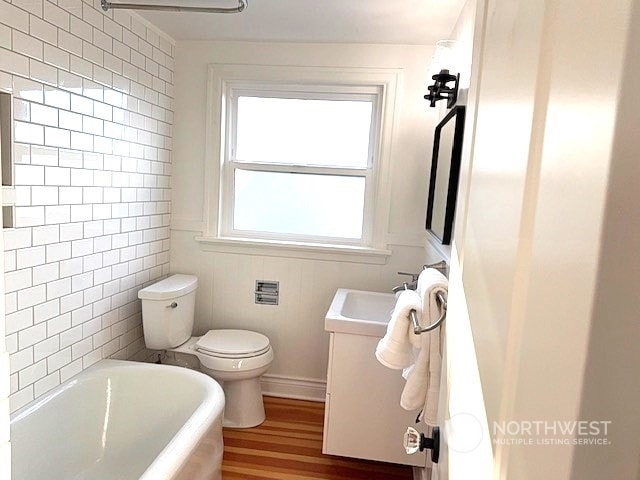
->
[325, 288, 396, 337]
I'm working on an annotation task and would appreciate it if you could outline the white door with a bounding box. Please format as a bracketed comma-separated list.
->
[431, 0, 636, 478]
[431, 252, 493, 480]
[432, 0, 549, 476]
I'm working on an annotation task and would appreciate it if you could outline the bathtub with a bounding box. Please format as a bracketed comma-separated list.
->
[10, 359, 225, 480]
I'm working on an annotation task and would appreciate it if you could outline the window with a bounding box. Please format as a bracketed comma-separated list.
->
[222, 85, 381, 245]
[202, 64, 400, 258]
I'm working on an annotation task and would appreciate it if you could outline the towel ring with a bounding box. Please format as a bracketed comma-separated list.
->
[400, 282, 447, 334]
[411, 291, 447, 334]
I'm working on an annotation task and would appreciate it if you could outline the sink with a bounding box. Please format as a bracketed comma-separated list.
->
[325, 288, 397, 337]
[323, 288, 427, 466]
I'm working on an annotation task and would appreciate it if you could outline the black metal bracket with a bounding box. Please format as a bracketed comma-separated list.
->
[424, 70, 460, 109]
[419, 426, 440, 464]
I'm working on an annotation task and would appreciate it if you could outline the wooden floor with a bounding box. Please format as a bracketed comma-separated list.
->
[221, 397, 413, 479]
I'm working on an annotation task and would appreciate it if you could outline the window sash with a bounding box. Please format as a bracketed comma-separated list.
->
[219, 83, 381, 246]
[221, 162, 374, 245]
[228, 87, 380, 169]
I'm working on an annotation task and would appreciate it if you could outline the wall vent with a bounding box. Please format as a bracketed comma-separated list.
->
[255, 280, 279, 305]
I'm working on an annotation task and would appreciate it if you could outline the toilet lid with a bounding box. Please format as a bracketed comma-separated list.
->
[195, 329, 270, 357]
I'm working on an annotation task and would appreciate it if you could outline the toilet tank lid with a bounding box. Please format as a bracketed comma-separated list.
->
[138, 274, 198, 300]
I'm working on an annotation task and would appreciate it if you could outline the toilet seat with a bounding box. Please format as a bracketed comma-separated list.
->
[171, 334, 274, 374]
[196, 329, 270, 359]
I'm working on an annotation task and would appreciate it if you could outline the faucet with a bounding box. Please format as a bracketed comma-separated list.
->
[392, 272, 420, 293]
[392, 262, 449, 293]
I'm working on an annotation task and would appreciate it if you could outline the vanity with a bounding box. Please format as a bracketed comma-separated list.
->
[323, 289, 427, 467]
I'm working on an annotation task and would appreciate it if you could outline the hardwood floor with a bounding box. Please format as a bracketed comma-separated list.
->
[221, 396, 413, 480]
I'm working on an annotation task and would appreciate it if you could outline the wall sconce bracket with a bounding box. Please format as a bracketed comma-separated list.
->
[424, 69, 460, 109]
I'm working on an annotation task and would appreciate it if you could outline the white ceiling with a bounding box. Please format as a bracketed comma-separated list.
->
[137, 0, 467, 44]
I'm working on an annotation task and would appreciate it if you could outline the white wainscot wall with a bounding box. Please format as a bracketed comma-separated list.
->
[172, 231, 426, 396]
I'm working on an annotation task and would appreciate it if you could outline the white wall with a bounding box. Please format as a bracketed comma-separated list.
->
[171, 41, 436, 391]
[1, 0, 174, 414]
[439, 0, 640, 478]
[508, 1, 639, 477]
[460, 0, 549, 431]
[423, 2, 497, 479]
[570, 3, 640, 474]
[0, 213, 8, 480]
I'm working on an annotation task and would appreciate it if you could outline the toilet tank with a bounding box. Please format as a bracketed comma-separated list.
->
[138, 274, 198, 350]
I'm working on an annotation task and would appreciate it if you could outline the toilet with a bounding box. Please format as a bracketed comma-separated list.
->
[138, 274, 274, 428]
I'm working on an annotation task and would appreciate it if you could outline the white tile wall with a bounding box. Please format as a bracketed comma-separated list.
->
[1, 0, 174, 414]
[0, 62, 8, 479]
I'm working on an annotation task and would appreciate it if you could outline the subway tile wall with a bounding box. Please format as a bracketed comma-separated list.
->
[0, 234, 7, 479]
[1, 0, 174, 413]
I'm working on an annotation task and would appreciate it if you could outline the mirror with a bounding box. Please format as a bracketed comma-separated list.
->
[425, 106, 465, 244]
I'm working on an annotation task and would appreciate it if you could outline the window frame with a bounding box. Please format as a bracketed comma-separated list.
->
[221, 84, 382, 246]
[201, 64, 401, 258]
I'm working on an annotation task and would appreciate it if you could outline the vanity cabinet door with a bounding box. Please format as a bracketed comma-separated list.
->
[322, 332, 427, 467]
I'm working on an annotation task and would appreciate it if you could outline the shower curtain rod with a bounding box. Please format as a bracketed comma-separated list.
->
[101, 0, 247, 13]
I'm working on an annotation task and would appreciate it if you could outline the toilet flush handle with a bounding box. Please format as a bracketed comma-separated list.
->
[166, 302, 178, 309]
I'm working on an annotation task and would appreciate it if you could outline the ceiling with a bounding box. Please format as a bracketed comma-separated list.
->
[137, 0, 467, 44]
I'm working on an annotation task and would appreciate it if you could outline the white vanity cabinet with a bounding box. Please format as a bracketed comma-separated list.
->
[322, 289, 428, 466]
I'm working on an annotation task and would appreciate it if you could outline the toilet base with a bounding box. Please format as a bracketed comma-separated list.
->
[169, 336, 273, 428]
[217, 377, 266, 428]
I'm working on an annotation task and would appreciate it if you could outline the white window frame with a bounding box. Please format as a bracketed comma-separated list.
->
[199, 64, 401, 261]
[222, 85, 380, 246]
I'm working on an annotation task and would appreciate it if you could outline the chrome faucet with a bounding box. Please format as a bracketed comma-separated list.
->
[391, 262, 449, 293]
[392, 272, 420, 293]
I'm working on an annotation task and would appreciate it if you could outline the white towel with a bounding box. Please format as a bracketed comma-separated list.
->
[400, 268, 447, 426]
[375, 290, 422, 370]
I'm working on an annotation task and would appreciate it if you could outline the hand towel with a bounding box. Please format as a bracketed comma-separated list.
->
[375, 290, 422, 370]
[400, 268, 447, 426]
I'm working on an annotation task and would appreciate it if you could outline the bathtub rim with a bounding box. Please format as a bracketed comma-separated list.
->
[11, 359, 225, 480]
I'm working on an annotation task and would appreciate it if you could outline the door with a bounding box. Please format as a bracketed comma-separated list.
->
[433, 0, 549, 477]
[432, 0, 635, 478]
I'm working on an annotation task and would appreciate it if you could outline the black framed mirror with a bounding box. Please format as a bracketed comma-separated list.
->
[425, 106, 465, 245]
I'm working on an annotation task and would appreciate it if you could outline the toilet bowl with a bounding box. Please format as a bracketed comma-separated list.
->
[138, 274, 274, 428]
[172, 331, 274, 428]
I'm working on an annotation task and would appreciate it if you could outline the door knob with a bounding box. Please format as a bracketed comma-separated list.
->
[404, 426, 440, 463]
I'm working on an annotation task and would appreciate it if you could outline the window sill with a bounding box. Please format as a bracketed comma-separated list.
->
[194, 236, 392, 264]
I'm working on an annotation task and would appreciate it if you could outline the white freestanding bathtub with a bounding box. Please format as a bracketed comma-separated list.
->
[10, 360, 225, 480]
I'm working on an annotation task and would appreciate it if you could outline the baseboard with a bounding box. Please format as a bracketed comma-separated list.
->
[261, 374, 326, 402]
